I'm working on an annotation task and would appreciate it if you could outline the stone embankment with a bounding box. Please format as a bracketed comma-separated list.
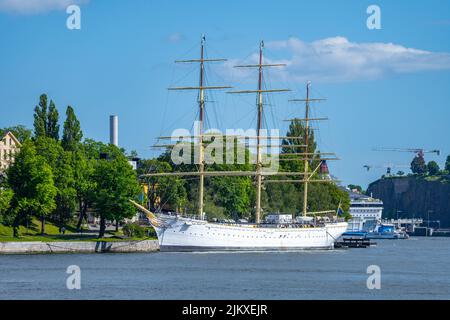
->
[0, 240, 159, 254]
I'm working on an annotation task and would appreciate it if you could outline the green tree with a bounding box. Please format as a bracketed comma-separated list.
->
[47, 100, 60, 140]
[427, 161, 440, 176]
[91, 144, 141, 238]
[129, 150, 138, 158]
[264, 182, 298, 215]
[0, 188, 13, 225]
[282, 119, 316, 155]
[411, 155, 427, 175]
[7, 142, 56, 236]
[54, 152, 77, 227]
[34, 137, 77, 228]
[210, 176, 253, 218]
[264, 119, 350, 218]
[62, 106, 83, 151]
[138, 159, 187, 212]
[34, 136, 63, 169]
[308, 183, 350, 215]
[72, 148, 95, 231]
[33, 94, 60, 140]
[445, 155, 450, 172]
[33, 94, 48, 139]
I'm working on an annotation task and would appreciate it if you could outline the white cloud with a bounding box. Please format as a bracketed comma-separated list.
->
[223, 36, 450, 83]
[165, 32, 185, 44]
[0, 0, 89, 15]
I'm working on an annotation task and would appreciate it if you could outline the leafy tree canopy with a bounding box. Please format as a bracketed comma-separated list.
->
[62, 106, 83, 151]
[90, 144, 141, 237]
[33, 94, 60, 140]
[427, 161, 440, 176]
[445, 155, 450, 172]
[6, 142, 57, 236]
[411, 155, 427, 175]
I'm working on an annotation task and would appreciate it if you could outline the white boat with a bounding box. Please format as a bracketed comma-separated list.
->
[365, 224, 409, 239]
[156, 219, 348, 251]
[131, 36, 348, 251]
[130, 205, 348, 251]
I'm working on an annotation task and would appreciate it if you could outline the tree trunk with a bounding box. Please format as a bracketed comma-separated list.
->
[76, 200, 88, 231]
[115, 219, 119, 232]
[13, 215, 20, 238]
[76, 216, 82, 231]
[59, 211, 64, 233]
[13, 226, 18, 238]
[40, 215, 45, 235]
[98, 215, 106, 238]
[76, 213, 84, 231]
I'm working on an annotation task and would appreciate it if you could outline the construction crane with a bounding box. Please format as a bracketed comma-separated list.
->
[364, 164, 410, 176]
[373, 147, 440, 158]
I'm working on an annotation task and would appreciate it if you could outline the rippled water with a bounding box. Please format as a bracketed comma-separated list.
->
[0, 237, 449, 300]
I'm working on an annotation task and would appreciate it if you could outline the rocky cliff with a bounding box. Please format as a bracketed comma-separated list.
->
[367, 176, 450, 227]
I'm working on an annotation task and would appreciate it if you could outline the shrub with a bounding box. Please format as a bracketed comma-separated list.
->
[122, 223, 146, 238]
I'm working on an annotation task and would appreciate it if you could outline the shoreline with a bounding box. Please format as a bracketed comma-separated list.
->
[0, 239, 159, 254]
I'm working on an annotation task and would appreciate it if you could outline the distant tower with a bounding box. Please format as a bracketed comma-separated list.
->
[110, 115, 118, 146]
[319, 160, 331, 180]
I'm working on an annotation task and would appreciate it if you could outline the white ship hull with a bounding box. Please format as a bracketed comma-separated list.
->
[153, 215, 348, 251]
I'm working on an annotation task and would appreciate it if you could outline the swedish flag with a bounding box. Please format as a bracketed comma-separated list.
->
[337, 201, 344, 216]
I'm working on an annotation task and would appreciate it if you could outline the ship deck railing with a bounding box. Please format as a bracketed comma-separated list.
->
[154, 212, 344, 228]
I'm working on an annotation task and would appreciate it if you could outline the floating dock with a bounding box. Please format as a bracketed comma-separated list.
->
[335, 237, 376, 248]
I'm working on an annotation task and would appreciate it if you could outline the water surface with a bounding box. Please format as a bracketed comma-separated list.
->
[0, 237, 449, 299]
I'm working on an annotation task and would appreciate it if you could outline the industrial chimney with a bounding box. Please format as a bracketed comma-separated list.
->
[109, 115, 118, 146]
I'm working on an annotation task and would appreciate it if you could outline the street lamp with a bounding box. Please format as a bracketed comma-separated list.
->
[396, 210, 402, 228]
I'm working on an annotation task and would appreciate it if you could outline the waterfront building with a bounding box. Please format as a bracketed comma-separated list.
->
[0, 131, 21, 173]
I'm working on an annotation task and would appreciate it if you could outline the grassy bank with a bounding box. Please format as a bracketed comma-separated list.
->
[0, 218, 156, 242]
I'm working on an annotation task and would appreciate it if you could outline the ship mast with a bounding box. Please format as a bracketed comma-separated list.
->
[287, 81, 330, 218]
[198, 36, 205, 220]
[167, 35, 231, 219]
[145, 41, 337, 221]
[255, 41, 264, 225]
[228, 41, 290, 224]
[302, 81, 311, 217]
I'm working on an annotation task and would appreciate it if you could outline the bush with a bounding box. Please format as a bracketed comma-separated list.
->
[122, 223, 146, 238]
[427, 161, 440, 176]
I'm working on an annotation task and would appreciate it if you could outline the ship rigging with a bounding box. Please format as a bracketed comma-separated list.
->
[131, 35, 348, 251]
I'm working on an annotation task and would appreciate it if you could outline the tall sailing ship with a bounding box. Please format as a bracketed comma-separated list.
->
[131, 36, 348, 251]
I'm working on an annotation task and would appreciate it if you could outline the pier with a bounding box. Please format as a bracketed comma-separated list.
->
[381, 218, 449, 237]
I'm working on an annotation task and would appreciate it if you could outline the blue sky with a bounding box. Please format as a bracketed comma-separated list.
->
[1, 0, 449, 188]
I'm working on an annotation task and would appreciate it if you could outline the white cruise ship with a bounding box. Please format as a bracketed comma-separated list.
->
[131, 37, 348, 251]
[345, 189, 383, 232]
